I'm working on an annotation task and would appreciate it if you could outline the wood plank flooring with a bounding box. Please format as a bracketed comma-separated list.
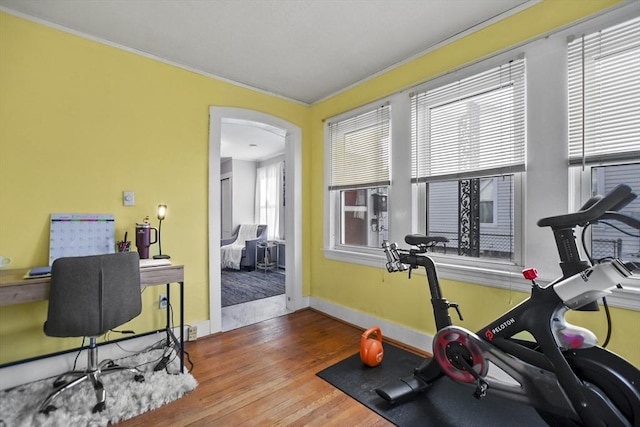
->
[118, 309, 395, 426]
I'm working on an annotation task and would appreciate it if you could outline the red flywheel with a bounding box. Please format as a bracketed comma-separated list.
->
[434, 326, 488, 383]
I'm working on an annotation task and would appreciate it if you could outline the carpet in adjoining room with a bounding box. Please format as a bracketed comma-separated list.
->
[317, 343, 553, 427]
[221, 269, 285, 307]
[0, 349, 197, 427]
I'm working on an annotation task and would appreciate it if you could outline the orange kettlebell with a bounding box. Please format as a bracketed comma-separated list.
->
[360, 326, 384, 367]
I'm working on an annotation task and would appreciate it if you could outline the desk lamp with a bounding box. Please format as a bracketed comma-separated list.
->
[153, 204, 171, 259]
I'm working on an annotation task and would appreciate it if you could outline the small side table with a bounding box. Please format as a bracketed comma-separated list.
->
[255, 240, 278, 274]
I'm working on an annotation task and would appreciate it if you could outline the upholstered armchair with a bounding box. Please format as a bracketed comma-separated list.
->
[220, 224, 268, 270]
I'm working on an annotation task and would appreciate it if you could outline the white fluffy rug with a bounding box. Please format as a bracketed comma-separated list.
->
[0, 349, 198, 427]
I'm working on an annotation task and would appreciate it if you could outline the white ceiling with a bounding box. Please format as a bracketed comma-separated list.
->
[0, 0, 535, 105]
[221, 118, 287, 162]
[1, 0, 535, 161]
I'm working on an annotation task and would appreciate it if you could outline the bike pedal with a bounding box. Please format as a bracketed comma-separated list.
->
[473, 378, 489, 399]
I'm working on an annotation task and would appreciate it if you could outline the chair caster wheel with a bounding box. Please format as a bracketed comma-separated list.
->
[92, 402, 106, 413]
[135, 374, 145, 383]
[40, 405, 57, 415]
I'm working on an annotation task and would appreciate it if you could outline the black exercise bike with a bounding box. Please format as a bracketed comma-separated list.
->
[379, 184, 640, 427]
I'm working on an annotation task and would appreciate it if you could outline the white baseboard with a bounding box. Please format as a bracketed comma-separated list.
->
[0, 320, 209, 391]
[309, 296, 434, 354]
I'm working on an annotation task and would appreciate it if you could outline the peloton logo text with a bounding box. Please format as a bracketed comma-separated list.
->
[485, 318, 516, 341]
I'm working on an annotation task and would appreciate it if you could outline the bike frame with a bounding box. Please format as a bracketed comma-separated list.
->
[378, 185, 640, 426]
[389, 249, 639, 425]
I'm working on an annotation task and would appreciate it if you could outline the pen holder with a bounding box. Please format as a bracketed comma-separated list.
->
[116, 241, 131, 252]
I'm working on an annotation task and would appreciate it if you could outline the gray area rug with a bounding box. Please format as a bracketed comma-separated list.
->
[221, 269, 285, 307]
[0, 349, 197, 427]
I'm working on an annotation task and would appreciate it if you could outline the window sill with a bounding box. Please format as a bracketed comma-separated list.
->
[324, 247, 382, 267]
[323, 248, 640, 311]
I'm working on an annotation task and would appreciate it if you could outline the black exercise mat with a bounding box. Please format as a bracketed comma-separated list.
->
[317, 344, 553, 427]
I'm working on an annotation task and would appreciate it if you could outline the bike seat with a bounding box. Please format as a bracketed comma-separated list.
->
[405, 234, 449, 246]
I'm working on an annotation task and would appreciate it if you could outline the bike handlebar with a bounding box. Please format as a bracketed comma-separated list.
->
[599, 212, 640, 229]
[537, 184, 636, 229]
[382, 241, 408, 273]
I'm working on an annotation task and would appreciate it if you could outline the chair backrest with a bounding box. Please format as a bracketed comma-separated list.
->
[44, 252, 142, 338]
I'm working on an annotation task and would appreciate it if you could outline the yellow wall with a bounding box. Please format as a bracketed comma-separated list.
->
[0, 12, 310, 363]
[307, 0, 640, 367]
[1, 0, 638, 368]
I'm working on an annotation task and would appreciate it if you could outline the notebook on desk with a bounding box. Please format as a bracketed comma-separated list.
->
[139, 259, 172, 268]
[24, 266, 52, 279]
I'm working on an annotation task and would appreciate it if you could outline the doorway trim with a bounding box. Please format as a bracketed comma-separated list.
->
[208, 107, 303, 334]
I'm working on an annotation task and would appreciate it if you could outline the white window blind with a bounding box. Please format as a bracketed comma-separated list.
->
[568, 17, 640, 164]
[411, 58, 526, 182]
[328, 105, 391, 190]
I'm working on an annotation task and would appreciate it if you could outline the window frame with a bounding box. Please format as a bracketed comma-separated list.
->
[325, 102, 393, 256]
[410, 57, 525, 264]
[335, 186, 389, 249]
[323, 3, 640, 310]
[565, 15, 640, 301]
[413, 172, 523, 266]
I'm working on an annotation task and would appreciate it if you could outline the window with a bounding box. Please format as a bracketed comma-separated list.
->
[412, 59, 525, 261]
[340, 188, 388, 247]
[567, 17, 640, 166]
[255, 161, 284, 240]
[425, 176, 514, 260]
[568, 17, 640, 265]
[328, 105, 390, 249]
[322, 6, 640, 309]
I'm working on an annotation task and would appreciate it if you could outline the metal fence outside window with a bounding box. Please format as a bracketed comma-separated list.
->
[592, 238, 622, 261]
[428, 230, 513, 259]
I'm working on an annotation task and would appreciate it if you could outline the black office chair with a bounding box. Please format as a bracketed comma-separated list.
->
[39, 252, 145, 414]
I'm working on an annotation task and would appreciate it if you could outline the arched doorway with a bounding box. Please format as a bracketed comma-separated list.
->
[208, 107, 303, 333]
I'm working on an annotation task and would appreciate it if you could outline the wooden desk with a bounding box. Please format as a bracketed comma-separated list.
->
[0, 264, 186, 372]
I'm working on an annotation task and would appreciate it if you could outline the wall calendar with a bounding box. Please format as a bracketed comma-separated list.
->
[49, 213, 115, 265]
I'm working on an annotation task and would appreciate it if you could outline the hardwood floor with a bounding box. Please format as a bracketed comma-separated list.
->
[118, 309, 394, 426]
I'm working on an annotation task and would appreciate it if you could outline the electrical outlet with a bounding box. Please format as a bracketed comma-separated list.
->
[188, 326, 198, 341]
[159, 294, 168, 309]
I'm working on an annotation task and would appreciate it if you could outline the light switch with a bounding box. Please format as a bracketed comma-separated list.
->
[123, 191, 135, 206]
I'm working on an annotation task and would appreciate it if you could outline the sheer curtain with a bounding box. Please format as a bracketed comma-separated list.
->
[255, 161, 283, 240]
